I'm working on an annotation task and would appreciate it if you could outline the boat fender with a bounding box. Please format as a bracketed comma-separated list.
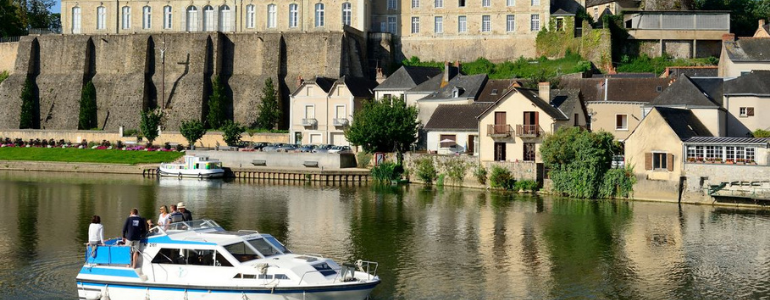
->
[100, 286, 110, 300]
[178, 173, 182, 180]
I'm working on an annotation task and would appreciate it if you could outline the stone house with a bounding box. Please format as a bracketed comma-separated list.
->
[723, 71, 770, 137]
[719, 33, 770, 78]
[423, 103, 490, 155]
[373, 65, 441, 101]
[289, 76, 377, 145]
[563, 77, 670, 141]
[476, 83, 587, 163]
[645, 74, 726, 136]
[754, 19, 770, 38]
[403, 63, 460, 108]
[584, 0, 638, 22]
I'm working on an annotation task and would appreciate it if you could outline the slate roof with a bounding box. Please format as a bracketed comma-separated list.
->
[424, 103, 492, 131]
[684, 136, 770, 145]
[600, 73, 656, 78]
[649, 74, 722, 107]
[516, 88, 570, 120]
[335, 76, 378, 98]
[419, 74, 488, 100]
[562, 78, 670, 102]
[723, 38, 770, 62]
[724, 70, 770, 95]
[655, 107, 712, 140]
[408, 66, 460, 93]
[662, 66, 718, 78]
[586, 0, 616, 7]
[476, 79, 517, 103]
[550, 89, 583, 119]
[374, 66, 442, 91]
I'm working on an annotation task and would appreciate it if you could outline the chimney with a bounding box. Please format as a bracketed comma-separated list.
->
[441, 61, 450, 88]
[297, 75, 304, 87]
[722, 33, 735, 42]
[375, 67, 386, 83]
[538, 82, 550, 101]
[760, 19, 766, 28]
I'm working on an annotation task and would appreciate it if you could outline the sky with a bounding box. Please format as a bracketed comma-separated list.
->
[53, 2, 60, 14]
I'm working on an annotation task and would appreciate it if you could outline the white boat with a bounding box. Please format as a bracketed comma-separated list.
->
[76, 219, 380, 300]
[159, 155, 225, 178]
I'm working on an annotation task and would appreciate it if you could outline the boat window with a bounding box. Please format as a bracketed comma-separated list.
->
[225, 242, 262, 262]
[248, 238, 282, 258]
[275, 274, 289, 280]
[151, 248, 232, 267]
[263, 235, 291, 253]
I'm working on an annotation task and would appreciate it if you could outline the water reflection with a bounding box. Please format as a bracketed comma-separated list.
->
[0, 171, 769, 299]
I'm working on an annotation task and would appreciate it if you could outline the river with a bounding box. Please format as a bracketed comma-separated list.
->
[0, 170, 768, 299]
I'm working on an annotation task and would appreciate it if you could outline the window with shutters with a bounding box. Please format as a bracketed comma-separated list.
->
[739, 107, 754, 117]
[615, 114, 628, 130]
[648, 152, 670, 171]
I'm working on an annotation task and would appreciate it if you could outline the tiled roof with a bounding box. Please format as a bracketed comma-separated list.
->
[517, 89, 570, 120]
[419, 74, 488, 100]
[650, 74, 721, 107]
[655, 107, 712, 140]
[374, 66, 442, 91]
[476, 79, 517, 103]
[424, 103, 492, 130]
[724, 70, 770, 95]
[562, 78, 670, 102]
[723, 38, 770, 62]
[336, 76, 378, 98]
[684, 136, 770, 145]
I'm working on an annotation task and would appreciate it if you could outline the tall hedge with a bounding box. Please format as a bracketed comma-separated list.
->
[19, 77, 35, 129]
[78, 80, 97, 130]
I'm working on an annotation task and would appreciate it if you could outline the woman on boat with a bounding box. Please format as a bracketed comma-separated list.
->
[87, 215, 104, 257]
[157, 205, 170, 229]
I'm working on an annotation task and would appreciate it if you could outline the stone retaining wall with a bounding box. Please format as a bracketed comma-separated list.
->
[188, 150, 357, 169]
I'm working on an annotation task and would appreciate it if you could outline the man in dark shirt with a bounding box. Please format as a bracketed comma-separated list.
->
[178, 202, 193, 222]
[122, 208, 147, 268]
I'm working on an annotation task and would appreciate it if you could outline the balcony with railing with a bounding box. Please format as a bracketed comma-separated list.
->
[333, 118, 349, 127]
[301, 118, 318, 127]
[487, 124, 513, 138]
[516, 124, 543, 138]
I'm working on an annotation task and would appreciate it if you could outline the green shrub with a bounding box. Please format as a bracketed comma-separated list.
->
[515, 180, 539, 193]
[371, 162, 402, 183]
[436, 174, 445, 187]
[19, 77, 35, 129]
[442, 157, 468, 184]
[357, 152, 372, 168]
[123, 129, 139, 137]
[489, 166, 513, 190]
[0, 70, 8, 84]
[140, 109, 164, 145]
[179, 119, 207, 149]
[599, 166, 636, 199]
[207, 76, 229, 129]
[221, 120, 245, 146]
[473, 165, 488, 185]
[414, 157, 438, 185]
[78, 80, 97, 130]
[753, 129, 770, 138]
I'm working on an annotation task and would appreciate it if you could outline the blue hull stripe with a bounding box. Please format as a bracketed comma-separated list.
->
[79, 267, 140, 278]
[147, 235, 216, 245]
[76, 280, 379, 294]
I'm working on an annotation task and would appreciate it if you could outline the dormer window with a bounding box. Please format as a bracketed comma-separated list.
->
[656, 86, 662, 92]
[491, 89, 498, 95]
[452, 87, 459, 98]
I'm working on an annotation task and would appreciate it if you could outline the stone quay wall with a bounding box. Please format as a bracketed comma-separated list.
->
[0, 42, 18, 74]
[0, 30, 367, 131]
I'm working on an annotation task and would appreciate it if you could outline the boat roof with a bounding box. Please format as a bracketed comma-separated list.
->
[146, 220, 272, 247]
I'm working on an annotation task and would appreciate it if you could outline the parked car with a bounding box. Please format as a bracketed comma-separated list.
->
[252, 142, 269, 151]
[327, 145, 352, 154]
[279, 144, 299, 152]
[261, 143, 283, 152]
[298, 144, 317, 152]
[312, 144, 334, 153]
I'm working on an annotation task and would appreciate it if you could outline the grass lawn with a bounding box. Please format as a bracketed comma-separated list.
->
[0, 147, 184, 165]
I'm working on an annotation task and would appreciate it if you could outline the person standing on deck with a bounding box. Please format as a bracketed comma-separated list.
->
[178, 202, 193, 222]
[169, 204, 184, 223]
[88, 215, 105, 258]
[122, 208, 147, 269]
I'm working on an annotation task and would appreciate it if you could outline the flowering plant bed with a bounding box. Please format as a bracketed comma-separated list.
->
[0, 147, 184, 165]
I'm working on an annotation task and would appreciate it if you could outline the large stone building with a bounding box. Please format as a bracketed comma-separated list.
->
[60, 0, 562, 62]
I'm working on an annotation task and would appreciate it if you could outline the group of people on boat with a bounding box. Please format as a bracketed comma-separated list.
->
[86, 202, 194, 268]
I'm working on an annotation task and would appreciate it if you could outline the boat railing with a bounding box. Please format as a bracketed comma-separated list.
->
[238, 229, 260, 234]
[356, 260, 379, 281]
[164, 219, 223, 233]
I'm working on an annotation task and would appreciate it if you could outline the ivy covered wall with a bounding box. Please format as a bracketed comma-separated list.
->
[536, 19, 612, 72]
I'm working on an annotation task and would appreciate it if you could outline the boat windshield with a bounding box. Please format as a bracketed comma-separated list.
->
[224, 242, 262, 262]
[247, 238, 282, 258]
[262, 235, 291, 254]
[165, 219, 222, 232]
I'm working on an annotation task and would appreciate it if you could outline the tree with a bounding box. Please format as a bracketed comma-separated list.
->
[19, 77, 36, 129]
[78, 80, 97, 130]
[345, 98, 419, 163]
[0, 0, 25, 37]
[221, 120, 245, 146]
[207, 76, 229, 129]
[255, 77, 281, 130]
[179, 119, 207, 149]
[140, 109, 163, 145]
[540, 127, 632, 199]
